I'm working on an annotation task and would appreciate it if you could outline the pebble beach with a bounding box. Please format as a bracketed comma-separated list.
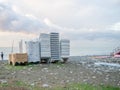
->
[0, 56, 120, 89]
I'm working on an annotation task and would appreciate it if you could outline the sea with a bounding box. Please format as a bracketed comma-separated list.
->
[0, 47, 111, 60]
[0, 47, 19, 60]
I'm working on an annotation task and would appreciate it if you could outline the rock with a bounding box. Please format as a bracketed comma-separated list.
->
[11, 72, 16, 75]
[80, 72, 83, 74]
[83, 79, 87, 82]
[42, 68, 49, 72]
[43, 68, 48, 70]
[38, 78, 41, 80]
[72, 78, 75, 81]
[28, 67, 32, 71]
[92, 76, 96, 79]
[12, 75, 16, 79]
[66, 80, 69, 83]
[50, 73, 53, 75]
[54, 73, 58, 75]
[31, 83, 35, 86]
[0, 79, 7, 84]
[21, 71, 26, 74]
[70, 71, 73, 74]
[42, 84, 50, 88]
[57, 65, 60, 68]
[54, 77, 57, 80]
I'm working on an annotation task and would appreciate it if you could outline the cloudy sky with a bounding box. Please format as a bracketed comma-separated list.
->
[0, 0, 120, 55]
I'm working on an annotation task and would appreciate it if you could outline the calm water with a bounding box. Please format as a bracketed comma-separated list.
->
[0, 47, 111, 60]
[0, 47, 19, 60]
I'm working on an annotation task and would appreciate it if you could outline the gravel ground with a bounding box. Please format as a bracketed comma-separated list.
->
[0, 56, 120, 88]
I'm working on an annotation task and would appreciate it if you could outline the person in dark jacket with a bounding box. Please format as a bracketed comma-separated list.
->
[1, 52, 4, 60]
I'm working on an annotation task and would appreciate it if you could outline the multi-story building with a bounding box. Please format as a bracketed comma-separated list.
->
[25, 32, 70, 63]
[26, 41, 40, 62]
[50, 32, 60, 62]
[39, 33, 51, 63]
[60, 39, 70, 62]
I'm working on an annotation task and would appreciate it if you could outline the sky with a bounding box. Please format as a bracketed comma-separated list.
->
[0, 0, 120, 56]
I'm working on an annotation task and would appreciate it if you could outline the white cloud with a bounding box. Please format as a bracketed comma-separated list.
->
[0, 31, 36, 47]
[1, 0, 120, 30]
[0, 0, 120, 55]
[0, 3, 48, 33]
[109, 22, 120, 31]
[44, 18, 64, 31]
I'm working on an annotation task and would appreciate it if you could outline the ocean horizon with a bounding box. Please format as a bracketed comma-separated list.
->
[0, 47, 19, 60]
[0, 47, 111, 60]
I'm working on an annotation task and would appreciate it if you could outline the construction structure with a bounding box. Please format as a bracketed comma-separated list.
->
[50, 32, 60, 62]
[9, 53, 28, 66]
[39, 33, 51, 63]
[26, 41, 40, 62]
[18, 32, 70, 63]
[19, 40, 23, 53]
[60, 39, 70, 62]
[19, 40, 26, 53]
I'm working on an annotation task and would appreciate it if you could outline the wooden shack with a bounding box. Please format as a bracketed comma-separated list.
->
[9, 53, 28, 66]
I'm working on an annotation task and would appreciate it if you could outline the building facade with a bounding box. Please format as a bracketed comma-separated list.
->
[60, 39, 70, 62]
[25, 32, 70, 63]
[50, 32, 60, 62]
[39, 33, 51, 63]
[60, 39, 70, 58]
[26, 41, 40, 62]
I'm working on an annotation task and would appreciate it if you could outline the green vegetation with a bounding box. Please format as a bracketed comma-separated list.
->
[1, 62, 120, 90]
[5, 63, 38, 71]
[0, 81, 119, 90]
[6, 65, 25, 70]
[0, 82, 9, 87]
[65, 83, 120, 90]
[5, 62, 65, 72]
[0, 80, 27, 87]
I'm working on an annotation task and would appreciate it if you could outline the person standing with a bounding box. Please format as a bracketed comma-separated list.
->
[1, 52, 4, 60]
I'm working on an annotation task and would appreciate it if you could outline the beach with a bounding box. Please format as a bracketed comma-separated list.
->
[0, 56, 120, 89]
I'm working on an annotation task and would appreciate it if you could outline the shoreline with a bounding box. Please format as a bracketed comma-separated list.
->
[0, 56, 120, 88]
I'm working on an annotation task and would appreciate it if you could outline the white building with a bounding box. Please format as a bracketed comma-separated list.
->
[39, 33, 51, 63]
[50, 32, 60, 62]
[19, 40, 23, 53]
[26, 41, 40, 62]
[24, 32, 70, 63]
[60, 39, 70, 62]
[19, 40, 27, 53]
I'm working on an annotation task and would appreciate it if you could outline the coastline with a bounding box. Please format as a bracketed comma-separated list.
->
[0, 56, 120, 89]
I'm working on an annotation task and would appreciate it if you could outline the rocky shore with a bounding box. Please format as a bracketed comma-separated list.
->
[0, 56, 120, 89]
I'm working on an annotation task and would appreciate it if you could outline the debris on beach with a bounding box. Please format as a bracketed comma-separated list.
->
[0, 56, 120, 88]
[42, 84, 50, 88]
[0, 79, 7, 84]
